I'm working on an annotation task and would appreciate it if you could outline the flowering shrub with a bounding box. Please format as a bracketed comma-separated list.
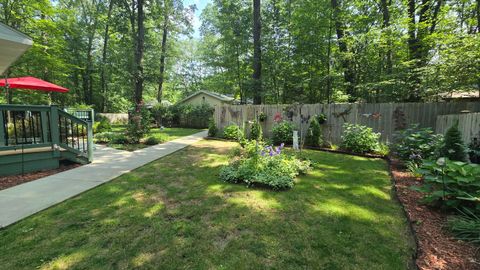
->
[305, 117, 322, 147]
[219, 141, 311, 190]
[341, 123, 380, 153]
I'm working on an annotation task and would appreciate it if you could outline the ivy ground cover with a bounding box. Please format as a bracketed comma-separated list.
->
[0, 140, 414, 269]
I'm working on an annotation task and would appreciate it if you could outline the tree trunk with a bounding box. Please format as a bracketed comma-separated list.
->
[477, 0, 480, 33]
[134, 0, 145, 105]
[157, 2, 169, 103]
[380, 0, 392, 74]
[252, 0, 262, 104]
[331, 0, 356, 101]
[101, 0, 114, 112]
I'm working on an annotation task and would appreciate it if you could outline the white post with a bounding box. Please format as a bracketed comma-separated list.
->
[293, 130, 299, 150]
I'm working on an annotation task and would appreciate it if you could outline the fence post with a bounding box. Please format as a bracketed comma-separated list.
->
[87, 122, 93, 163]
[0, 110, 5, 146]
[50, 105, 61, 158]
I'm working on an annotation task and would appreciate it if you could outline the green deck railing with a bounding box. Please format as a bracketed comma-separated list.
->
[0, 104, 93, 163]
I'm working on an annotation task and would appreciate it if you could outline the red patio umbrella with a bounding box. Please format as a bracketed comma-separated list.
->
[0, 76, 69, 93]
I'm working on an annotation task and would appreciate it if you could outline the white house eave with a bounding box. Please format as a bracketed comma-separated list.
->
[0, 22, 33, 75]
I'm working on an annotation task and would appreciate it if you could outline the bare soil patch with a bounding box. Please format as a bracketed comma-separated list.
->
[0, 161, 81, 191]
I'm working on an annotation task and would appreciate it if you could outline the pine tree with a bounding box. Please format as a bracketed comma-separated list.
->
[441, 121, 467, 162]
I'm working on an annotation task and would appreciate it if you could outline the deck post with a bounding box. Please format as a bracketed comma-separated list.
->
[50, 105, 61, 157]
[0, 110, 5, 146]
[87, 122, 93, 162]
[40, 111, 49, 143]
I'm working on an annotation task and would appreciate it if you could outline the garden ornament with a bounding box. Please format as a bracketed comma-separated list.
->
[293, 130, 299, 150]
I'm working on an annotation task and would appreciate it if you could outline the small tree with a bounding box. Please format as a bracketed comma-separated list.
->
[127, 104, 151, 143]
[441, 121, 467, 161]
[305, 117, 322, 147]
[249, 120, 262, 140]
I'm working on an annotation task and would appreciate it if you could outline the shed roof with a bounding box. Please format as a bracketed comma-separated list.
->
[177, 90, 235, 104]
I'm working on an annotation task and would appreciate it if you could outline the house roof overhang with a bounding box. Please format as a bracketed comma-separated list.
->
[0, 22, 33, 75]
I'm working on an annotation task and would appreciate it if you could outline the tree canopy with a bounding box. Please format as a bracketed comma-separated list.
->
[0, 0, 479, 111]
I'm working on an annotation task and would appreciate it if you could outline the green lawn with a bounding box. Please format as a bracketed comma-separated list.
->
[106, 126, 202, 151]
[0, 140, 415, 269]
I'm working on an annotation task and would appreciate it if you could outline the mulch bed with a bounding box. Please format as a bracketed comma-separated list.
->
[389, 158, 480, 270]
[0, 161, 81, 191]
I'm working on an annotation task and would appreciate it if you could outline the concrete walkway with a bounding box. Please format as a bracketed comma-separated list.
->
[0, 130, 207, 228]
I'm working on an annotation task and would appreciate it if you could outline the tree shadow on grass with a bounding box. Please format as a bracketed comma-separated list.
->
[0, 141, 415, 270]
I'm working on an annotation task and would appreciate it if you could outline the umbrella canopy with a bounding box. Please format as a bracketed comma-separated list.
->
[0, 76, 69, 93]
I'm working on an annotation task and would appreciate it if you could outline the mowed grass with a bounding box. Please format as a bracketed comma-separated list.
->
[107, 126, 201, 151]
[0, 140, 415, 270]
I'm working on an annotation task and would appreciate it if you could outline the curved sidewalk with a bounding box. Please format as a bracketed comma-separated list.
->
[0, 131, 207, 228]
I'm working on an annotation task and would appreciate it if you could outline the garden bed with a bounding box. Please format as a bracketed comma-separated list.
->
[0, 161, 81, 191]
[389, 158, 479, 270]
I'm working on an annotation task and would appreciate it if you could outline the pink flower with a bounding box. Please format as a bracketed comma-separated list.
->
[273, 112, 282, 122]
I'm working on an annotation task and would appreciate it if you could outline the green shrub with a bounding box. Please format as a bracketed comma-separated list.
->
[341, 123, 380, 153]
[127, 105, 151, 143]
[93, 117, 112, 133]
[376, 143, 390, 156]
[94, 132, 116, 143]
[393, 124, 443, 166]
[448, 208, 480, 245]
[272, 121, 294, 145]
[219, 141, 311, 190]
[305, 117, 322, 147]
[469, 138, 480, 164]
[144, 136, 161, 145]
[208, 119, 218, 137]
[249, 120, 262, 140]
[413, 158, 480, 210]
[317, 113, 327, 124]
[110, 134, 130, 144]
[223, 124, 244, 141]
[441, 122, 468, 162]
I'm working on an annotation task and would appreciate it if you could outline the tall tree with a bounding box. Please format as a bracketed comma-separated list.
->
[157, 0, 169, 102]
[133, 0, 145, 105]
[252, 0, 262, 104]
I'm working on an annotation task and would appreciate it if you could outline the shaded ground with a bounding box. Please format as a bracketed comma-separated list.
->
[0, 140, 414, 269]
[390, 159, 479, 270]
[0, 161, 80, 191]
[105, 126, 202, 151]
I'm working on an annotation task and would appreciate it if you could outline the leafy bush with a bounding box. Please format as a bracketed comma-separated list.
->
[448, 208, 480, 245]
[317, 113, 327, 124]
[127, 105, 151, 143]
[469, 138, 480, 164]
[154, 103, 214, 128]
[94, 132, 116, 143]
[258, 112, 267, 122]
[305, 117, 322, 147]
[413, 158, 480, 210]
[219, 141, 311, 190]
[341, 123, 380, 153]
[441, 122, 468, 162]
[223, 124, 244, 141]
[144, 136, 161, 145]
[376, 143, 390, 156]
[93, 116, 112, 133]
[208, 119, 218, 137]
[110, 134, 130, 144]
[393, 124, 443, 165]
[272, 121, 294, 145]
[249, 120, 262, 140]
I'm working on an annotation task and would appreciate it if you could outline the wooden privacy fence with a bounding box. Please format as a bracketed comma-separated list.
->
[436, 113, 480, 144]
[214, 102, 480, 144]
